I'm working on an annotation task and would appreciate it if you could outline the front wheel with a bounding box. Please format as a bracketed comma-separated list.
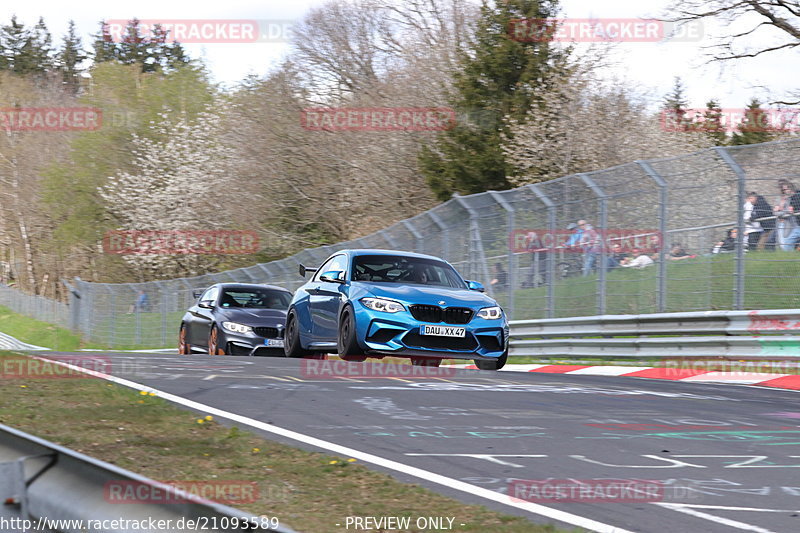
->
[474, 349, 507, 370]
[285, 310, 313, 358]
[208, 325, 227, 355]
[338, 307, 366, 361]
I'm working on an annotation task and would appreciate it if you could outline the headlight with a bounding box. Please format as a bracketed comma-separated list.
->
[477, 306, 503, 320]
[361, 297, 405, 313]
[222, 321, 253, 334]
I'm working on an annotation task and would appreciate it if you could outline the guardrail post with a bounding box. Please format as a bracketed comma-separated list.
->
[527, 184, 556, 318]
[489, 191, 516, 318]
[577, 173, 608, 315]
[715, 147, 746, 310]
[403, 220, 424, 254]
[637, 160, 669, 312]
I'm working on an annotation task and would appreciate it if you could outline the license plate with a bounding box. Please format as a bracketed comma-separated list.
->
[420, 325, 466, 337]
[265, 339, 284, 347]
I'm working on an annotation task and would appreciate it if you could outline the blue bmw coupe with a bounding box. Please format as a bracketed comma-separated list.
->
[284, 249, 508, 369]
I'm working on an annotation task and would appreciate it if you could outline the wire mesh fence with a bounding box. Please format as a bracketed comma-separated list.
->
[0, 283, 69, 329]
[7, 138, 800, 348]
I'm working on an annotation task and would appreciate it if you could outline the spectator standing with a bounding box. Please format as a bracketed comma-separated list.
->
[128, 290, 148, 314]
[773, 180, 800, 251]
[490, 262, 508, 290]
[751, 192, 775, 250]
[744, 192, 764, 249]
[580, 222, 601, 276]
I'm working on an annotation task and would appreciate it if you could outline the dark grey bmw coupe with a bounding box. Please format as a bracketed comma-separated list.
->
[178, 283, 291, 356]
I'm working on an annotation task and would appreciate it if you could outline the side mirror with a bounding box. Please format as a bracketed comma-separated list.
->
[299, 264, 318, 278]
[198, 301, 214, 309]
[467, 280, 485, 292]
[319, 270, 346, 283]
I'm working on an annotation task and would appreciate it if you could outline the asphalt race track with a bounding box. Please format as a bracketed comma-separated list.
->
[44, 353, 800, 532]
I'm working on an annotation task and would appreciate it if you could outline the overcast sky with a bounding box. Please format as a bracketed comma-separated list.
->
[6, 0, 798, 109]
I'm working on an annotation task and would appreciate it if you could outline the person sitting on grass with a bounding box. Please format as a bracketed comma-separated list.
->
[620, 249, 654, 269]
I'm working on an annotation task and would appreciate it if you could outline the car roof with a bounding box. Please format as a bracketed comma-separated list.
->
[338, 249, 447, 262]
[214, 283, 291, 293]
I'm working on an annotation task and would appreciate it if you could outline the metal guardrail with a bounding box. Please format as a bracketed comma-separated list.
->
[0, 423, 296, 533]
[508, 309, 800, 358]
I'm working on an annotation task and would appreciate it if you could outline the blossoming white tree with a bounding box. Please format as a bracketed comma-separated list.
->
[99, 102, 240, 277]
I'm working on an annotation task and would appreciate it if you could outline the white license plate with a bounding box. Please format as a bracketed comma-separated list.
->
[420, 325, 466, 337]
[265, 339, 284, 347]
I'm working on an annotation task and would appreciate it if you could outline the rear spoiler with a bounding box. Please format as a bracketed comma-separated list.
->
[299, 264, 318, 278]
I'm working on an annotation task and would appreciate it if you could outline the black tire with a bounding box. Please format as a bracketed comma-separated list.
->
[338, 306, 365, 361]
[285, 310, 313, 358]
[474, 349, 507, 370]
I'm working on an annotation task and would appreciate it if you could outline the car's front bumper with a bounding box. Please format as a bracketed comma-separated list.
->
[353, 306, 508, 361]
[219, 329, 285, 356]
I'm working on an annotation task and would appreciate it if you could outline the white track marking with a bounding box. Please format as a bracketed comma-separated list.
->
[653, 503, 787, 532]
[34, 355, 633, 533]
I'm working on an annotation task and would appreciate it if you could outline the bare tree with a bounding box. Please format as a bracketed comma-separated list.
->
[664, 1, 800, 103]
[503, 52, 712, 185]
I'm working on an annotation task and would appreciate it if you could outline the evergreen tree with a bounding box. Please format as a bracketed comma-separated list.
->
[0, 16, 55, 75]
[58, 20, 87, 93]
[731, 98, 776, 145]
[662, 76, 690, 132]
[0, 16, 29, 71]
[700, 99, 727, 145]
[91, 19, 191, 73]
[419, 0, 565, 200]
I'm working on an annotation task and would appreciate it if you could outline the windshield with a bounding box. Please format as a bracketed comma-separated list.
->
[352, 255, 466, 289]
[219, 289, 291, 309]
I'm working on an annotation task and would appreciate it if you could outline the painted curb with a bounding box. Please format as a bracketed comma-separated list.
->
[452, 363, 800, 392]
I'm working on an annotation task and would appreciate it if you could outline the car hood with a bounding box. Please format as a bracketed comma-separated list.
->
[355, 282, 496, 308]
[218, 308, 287, 326]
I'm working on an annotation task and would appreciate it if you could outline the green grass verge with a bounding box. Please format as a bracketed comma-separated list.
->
[0, 351, 569, 533]
[498, 252, 800, 319]
[0, 305, 169, 351]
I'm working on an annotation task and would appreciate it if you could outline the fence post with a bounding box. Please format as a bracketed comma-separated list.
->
[715, 146, 746, 310]
[62, 278, 81, 333]
[452, 194, 491, 284]
[106, 286, 116, 348]
[488, 191, 516, 319]
[527, 184, 556, 318]
[402, 220, 424, 254]
[154, 281, 168, 348]
[427, 211, 449, 261]
[378, 229, 399, 250]
[637, 160, 669, 312]
[577, 173, 608, 315]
